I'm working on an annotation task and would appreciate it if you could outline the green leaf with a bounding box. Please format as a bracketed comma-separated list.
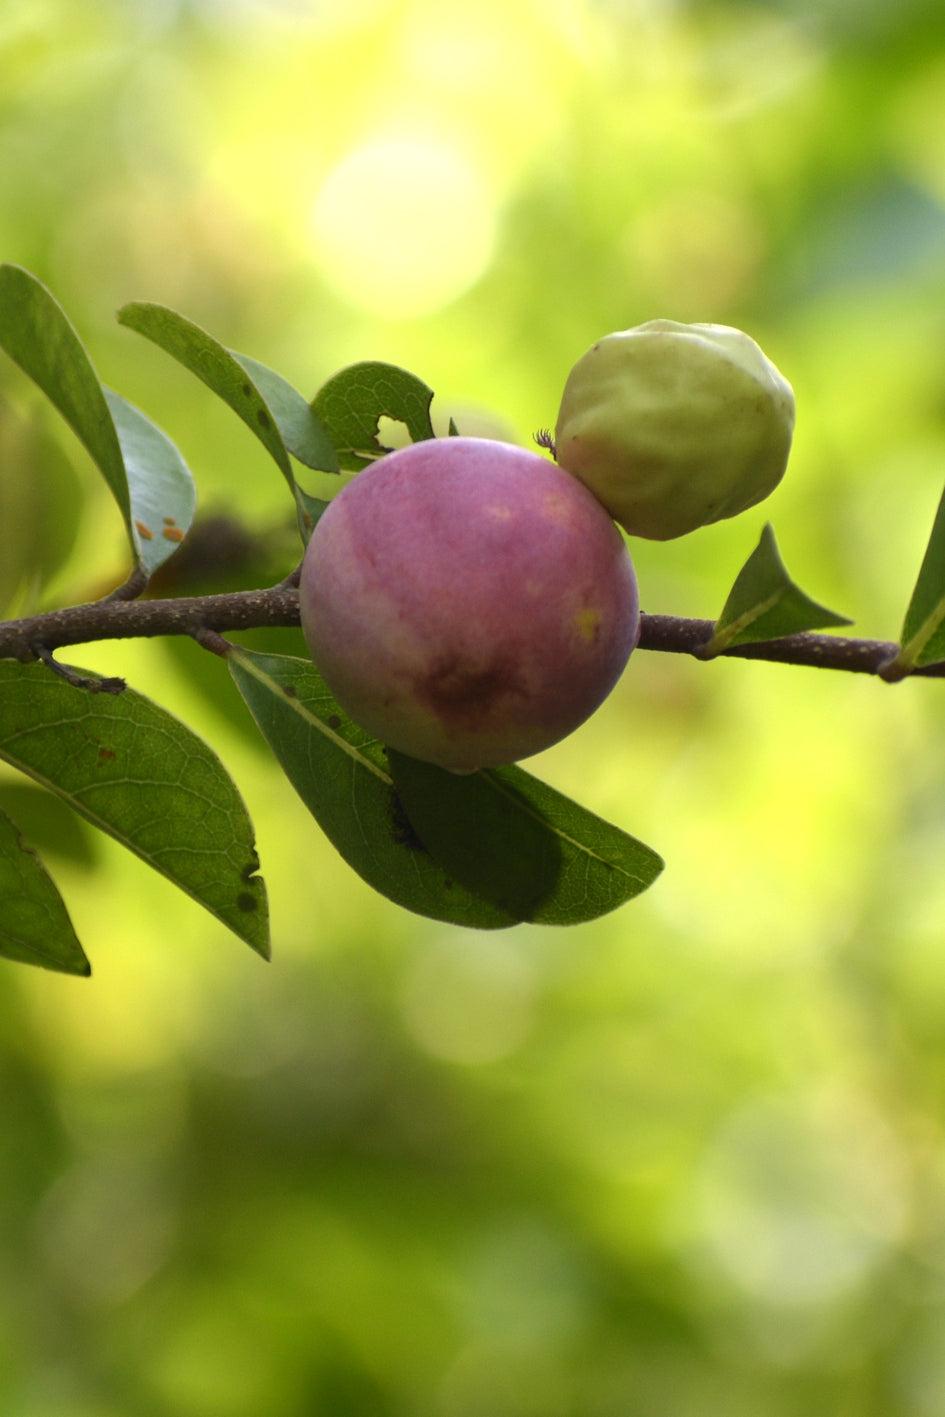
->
[0, 661, 269, 958]
[228, 648, 662, 928]
[888, 482, 945, 672]
[117, 301, 325, 539]
[0, 781, 99, 868]
[295, 491, 332, 534]
[0, 263, 131, 525]
[231, 353, 339, 473]
[311, 361, 435, 472]
[0, 805, 90, 976]
[104, 390, 197, 577]
[388, 750, 664, 925]
[0, 267, 189, 586]
[117, 302, 292, 478]
[704, 523, 852, 657]
[227, 647, 520, 928]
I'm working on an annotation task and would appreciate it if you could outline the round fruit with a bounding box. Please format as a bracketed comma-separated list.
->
[299, 436, 640, 773]
[554, 320, 795, 540]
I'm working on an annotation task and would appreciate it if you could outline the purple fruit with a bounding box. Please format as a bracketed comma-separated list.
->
[299, 436, 640, 772]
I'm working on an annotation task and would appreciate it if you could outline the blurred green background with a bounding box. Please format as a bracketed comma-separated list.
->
[4, 0, 945, 1412]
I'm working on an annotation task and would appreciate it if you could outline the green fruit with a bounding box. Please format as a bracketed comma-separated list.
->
[553, 320, 795, 540]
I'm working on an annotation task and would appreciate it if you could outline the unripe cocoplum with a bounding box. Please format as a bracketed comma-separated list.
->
[554, 320, 795, 540]
[299, 437, 640, 773]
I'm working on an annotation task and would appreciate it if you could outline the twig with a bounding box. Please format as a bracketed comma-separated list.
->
[635, 615, 923, 676]
[0, 586, 301, 663]
[102, 565, 150, 603]
[0, 591, 942, 680]
[32, 644, 126, 695]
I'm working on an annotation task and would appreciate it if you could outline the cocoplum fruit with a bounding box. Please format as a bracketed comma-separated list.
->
[554, 320, 795, 540]
[299, 436, 639, 772]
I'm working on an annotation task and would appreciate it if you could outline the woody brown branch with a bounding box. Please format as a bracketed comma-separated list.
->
[0, 591, 940, 678]
[0, 587, 301, 662]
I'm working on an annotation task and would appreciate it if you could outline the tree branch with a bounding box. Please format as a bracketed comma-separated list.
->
[0, 590, 940, 679]
[635, 614, 931, 677]
[0, 586, 302, 663]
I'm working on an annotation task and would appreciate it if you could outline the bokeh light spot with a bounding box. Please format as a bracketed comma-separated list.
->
[400, 934, 535, 1065]
[309, 135, 495, 317]
[690, 1090, 909, 1309]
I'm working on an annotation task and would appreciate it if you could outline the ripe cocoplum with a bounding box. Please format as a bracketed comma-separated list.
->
[299, 436, 639, 772]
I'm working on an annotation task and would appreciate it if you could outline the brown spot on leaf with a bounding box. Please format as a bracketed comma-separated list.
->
[135, 519, 154, 540]
[163, 526, 186, 542]
[237, 891, 258, 912]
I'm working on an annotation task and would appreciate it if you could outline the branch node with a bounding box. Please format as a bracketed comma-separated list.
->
[877, 655, 912, 684]
[102, 565, 150, 603]
[192, 626, 234, 657]
[277, 561, 303, 590]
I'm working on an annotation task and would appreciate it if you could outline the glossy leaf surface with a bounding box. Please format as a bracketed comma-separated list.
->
[0, 661, 269, 958]
[104, 390, 197, 577]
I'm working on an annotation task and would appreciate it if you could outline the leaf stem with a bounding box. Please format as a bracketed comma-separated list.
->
[32, 643, 126, 695]
[102, 565, 151, 603]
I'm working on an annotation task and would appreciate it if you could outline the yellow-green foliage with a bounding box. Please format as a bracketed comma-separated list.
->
[4, 1, 945, 1413]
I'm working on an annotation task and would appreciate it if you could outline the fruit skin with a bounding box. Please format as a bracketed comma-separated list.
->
[299, 436, 639, 773]
[554, 320, 795, 540]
